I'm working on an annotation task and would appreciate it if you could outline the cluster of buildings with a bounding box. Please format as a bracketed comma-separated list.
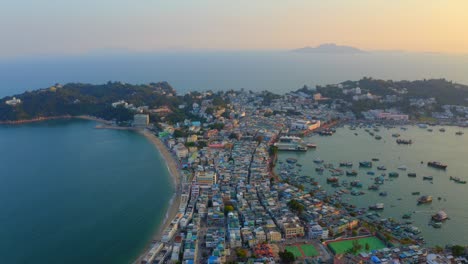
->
[135, 89, 466, 263]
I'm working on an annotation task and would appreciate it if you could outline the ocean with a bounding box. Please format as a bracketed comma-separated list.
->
[1, 51, 468, 97]
[0, 120, 173, 264]
[277, 125, 468, 246]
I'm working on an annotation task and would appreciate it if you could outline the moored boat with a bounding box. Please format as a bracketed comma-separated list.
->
[396, 139, 413, 144]
[377, 165, 387, 171]
[359, 161, 372, 168]
[369, 203, 384, 210]
[450, 176, 467, 184]
[418, 195, 433, 204]
[427, 161, 447, 170]
[389, 172, 399, 177]
[407, 173, 417, 177]
[339, 162, 353, 167]
[286, 158, 298, 164]
[346, 170, 358, 176]
[432, 210, 448, 222]
[456, 131, 464, 135]
[423, 176, 434, 181]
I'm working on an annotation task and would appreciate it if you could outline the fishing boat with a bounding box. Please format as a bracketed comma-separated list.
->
[313, 158, 324, 164]
[423, 176, 434, 181]
[346, 170, 358, 176]
[402, 213, 412, 219]
[359, 161, 373, 168]
[418, 195, 433, 204]
[368, 185, 379, 191]
[375, 135, 382, 140]
[450, 176, 467, 184]
[427, 128, 433, 132]
[397, 165, 407, 171]
[315, 167, 324, 172]
[432, 222, 442, 228]
[389, 172, 399, 177]
[286, 158, 298, 164]
[367, 171, 375, 175]
[350, 180, 362, 188]
[369, 203, 384, 210]
[379, 191, 388, 197]
[396, 139, 413, 144]
[456, 131, 464, 135]
[327, 177, 339, 183]
[407, 173, 417, 177]
[339, 162, 353, 167]
[412, 191, 421, 195]
[432, 210, 448, 222]
[306, 143, 317, 148]
[427, 161, 447, 170]
[377, 165, 387, 171]
[392, 133, 401, 138]
[439, 128, 446, 132]
[371, 158, 379, 162]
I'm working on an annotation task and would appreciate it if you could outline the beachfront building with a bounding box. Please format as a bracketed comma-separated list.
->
[174, 143, 189, 159]
[133, 114, 149, 127]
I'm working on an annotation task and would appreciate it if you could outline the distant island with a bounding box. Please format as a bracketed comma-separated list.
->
[293, 43, 365, 54]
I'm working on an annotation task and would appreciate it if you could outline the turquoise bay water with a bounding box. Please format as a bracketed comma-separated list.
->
[0, 120, 173, 264]
[278, 125, 468, 246]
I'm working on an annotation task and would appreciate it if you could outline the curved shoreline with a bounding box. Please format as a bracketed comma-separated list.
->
[133, 130, 182, 264]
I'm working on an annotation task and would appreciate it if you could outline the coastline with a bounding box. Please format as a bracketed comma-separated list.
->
[0, 115, 111, 125]
[132, 129, 182, 264]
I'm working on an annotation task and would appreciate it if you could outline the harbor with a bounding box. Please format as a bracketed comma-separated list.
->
[276, 124, 468, 246]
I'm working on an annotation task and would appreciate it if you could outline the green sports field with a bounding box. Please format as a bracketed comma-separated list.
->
[300, 244, 319, 257]
[328, 237, 386, 254]
[285, 246, 303, 258]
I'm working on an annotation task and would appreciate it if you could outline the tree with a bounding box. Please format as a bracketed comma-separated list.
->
[451, 245, 465, 257]
[224, 205, 234, 213]
[365, 243, 370, 251]
[279, 250, 295, 263]
[235, 248, 248, 260]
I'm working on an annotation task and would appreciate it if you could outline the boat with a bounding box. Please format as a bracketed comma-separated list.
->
[306, 143, 317, 148]
[418, 195, 433, 204]
[327, 177, 338, 183]
[368, 185, 379, 191]
[432, 210, 448, 222]
[377, 165, 387, 171]
[450, 176, 467, 184]
[286, 158, 298, 164]
[397, 165, 407, 171]
[315, 167, 324, 172]
[396, 139, 413, 144]
[392, 133, 401, 138]
[346, 170, 358, 176]
[354, 133, 358, 136]
[412, 191, 421, 195]
[379, 191, 388, 197]
[359, 161, 373, 168]
[423, 176, 434, 181]
[389, 172, 399, 177]
[407, 173, 417, 177]
[367, 171, 375, 175]
[427, 128, 433, 132]
[313, 158, 324, 164]
[375, 135, 382, 140]
[427, 161, 447, 170]
[350, 180, 362, 188]
[402, 213, 412, 219]
[432, 222, 442, 228]
[418, 124, 428, 128]
[456, 131, 464, 135]
[439, 128, 446, 132]
[371, 158, 379, 161]
[339, 162, 353, 167]
[369, 203, 384, 210]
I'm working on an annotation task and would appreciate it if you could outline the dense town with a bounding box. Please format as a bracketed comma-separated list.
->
[127, 86, 468, 264]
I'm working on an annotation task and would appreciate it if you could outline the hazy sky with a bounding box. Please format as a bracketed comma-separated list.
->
[1, 0, 468, 57]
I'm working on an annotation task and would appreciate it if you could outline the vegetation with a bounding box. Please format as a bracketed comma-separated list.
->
[451, 245, 466, 257]
[278, 250, 295, 263]
[287, 199, 305, 214]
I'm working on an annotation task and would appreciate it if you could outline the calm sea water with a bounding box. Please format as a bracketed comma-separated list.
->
[278, 125, 468, 246]
[0, 120, 173, 264]
[1, 51, 468, 97]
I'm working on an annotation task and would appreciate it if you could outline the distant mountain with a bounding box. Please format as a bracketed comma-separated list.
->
[292, 43, 365, 54]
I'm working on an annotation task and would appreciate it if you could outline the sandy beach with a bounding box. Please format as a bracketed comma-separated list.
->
[132, 129, 183, 264]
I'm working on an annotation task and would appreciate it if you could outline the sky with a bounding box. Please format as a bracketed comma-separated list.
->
[1, 0, 468, 57]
